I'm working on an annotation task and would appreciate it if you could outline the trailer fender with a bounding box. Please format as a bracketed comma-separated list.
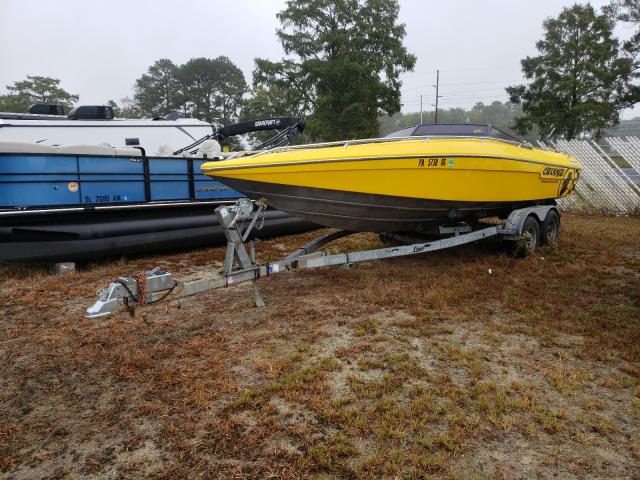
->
[501, 205, 559, 240]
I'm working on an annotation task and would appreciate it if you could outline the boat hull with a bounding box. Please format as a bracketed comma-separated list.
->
[213, 177, 554, 232]
[202, 138, 580, 233]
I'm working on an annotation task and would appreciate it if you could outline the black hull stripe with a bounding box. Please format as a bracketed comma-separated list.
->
[217, 178, 554, 232]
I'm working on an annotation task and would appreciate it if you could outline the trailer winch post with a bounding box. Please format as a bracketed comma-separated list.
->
[215, 199, 265, 306]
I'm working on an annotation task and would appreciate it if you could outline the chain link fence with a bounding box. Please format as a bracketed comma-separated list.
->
[538, 138, 640, 215]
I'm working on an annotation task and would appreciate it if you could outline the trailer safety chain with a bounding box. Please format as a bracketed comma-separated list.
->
[134, 272, 147, 306]
[257, 209, 266, 231]
[147, 281, 179, 304]
[113, 275, 179, 317]
[114, 279, 138, 317]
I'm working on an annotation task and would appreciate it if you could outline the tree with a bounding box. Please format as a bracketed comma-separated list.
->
[608, 0, 640, 24]
[118, 97, 144, 119]
[378, 102, 535, 140]
[239, 85, 310, 146]
[379, 108, 467, 136]
[178, 57, 247, 124]
[0, 75, 78, 112]
[612, 0, 640, 17]
[133, 59, 185, 117]
[132, 57, 248, 123]
[607, 0, 640, 60]
[106, 97, 144, 118]
[507, 4, 640, 139]
[469, 101, 518, 126]
[106, 99, 121, 117]
[240, 85, 301, 121]
[0, 93, 25, 113]
[254, 0, 415, 141]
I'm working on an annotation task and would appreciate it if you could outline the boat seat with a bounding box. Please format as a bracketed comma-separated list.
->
[57, 144, 119, 156]
[155, 144, 174, 156]
[0, 141, 59, 154]
[114, 147, 143, 157]
[196, 139, 222, 158]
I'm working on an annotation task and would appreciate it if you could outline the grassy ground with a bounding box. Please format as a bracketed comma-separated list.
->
[0, 214, 639, 479]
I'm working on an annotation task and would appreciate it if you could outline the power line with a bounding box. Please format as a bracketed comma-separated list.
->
[434, 64, 522, 73]
[401, 79, 523, 92]
[401, 91, 511, 104]
[440, 79, 523, 87]
[430, 87, 513, 96]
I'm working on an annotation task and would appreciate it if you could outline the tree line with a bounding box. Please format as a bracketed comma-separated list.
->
[380, 102, 540, 141]
[117, 57, 247, 124]
[0, 76, 78, 112]
[2, 0, 640, 141]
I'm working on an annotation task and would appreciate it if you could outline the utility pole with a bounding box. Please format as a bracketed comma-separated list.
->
[420, 94, 423, 123]
[432, 69, 442, 124]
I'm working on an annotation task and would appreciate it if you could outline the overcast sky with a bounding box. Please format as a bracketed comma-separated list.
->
[1, 0, 637, 118]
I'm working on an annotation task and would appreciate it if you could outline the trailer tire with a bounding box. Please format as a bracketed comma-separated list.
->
[511, 215, 541, 258]
[541, 209, 560, 246]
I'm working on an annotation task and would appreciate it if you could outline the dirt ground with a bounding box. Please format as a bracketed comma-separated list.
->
[1, 213, 639, 479]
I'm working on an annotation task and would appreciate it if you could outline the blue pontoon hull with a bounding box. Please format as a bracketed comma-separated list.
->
[0, 150, 314, 263]
[1, 152, 240, 207]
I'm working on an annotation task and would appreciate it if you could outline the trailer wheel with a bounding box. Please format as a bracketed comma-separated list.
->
[541, 209, 560, 245]
[511, 215, 541, 258]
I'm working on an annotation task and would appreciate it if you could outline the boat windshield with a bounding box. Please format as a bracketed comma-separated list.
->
[385, 123, 524, 143]
[385, 126, 417, 138]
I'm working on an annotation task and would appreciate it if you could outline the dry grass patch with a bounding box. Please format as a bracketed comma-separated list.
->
[0, 213, 639, 478]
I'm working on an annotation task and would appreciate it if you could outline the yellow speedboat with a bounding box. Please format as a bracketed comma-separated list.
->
[202, 124, 581, 233]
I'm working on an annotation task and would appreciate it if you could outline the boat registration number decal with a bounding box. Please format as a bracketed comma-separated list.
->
[540, 167, 565, 180]
[84, 194, 129, 203]
[418, 157, 455, 168]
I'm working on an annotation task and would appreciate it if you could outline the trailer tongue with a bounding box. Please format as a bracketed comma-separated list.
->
[85, 200, 559, 319]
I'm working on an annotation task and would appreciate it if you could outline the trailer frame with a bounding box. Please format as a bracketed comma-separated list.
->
[85, 200, 558, 319]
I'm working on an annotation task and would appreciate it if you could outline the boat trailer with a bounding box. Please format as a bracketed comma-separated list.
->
[85, 200, 558, 319]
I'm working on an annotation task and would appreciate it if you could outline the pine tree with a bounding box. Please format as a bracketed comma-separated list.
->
[254, 0, 415, 141]
[507, 4, 640, 139]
